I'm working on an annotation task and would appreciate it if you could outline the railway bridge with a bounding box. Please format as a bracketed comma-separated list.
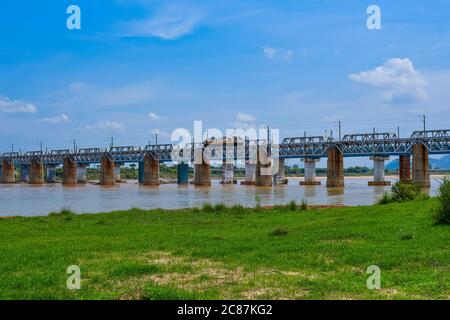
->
[1, 129, 449, 188]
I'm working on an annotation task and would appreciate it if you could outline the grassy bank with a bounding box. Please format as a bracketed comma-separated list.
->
[0, 200, 448, 300]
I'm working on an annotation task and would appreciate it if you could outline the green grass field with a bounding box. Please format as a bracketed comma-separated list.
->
[0, 199, 448, 300]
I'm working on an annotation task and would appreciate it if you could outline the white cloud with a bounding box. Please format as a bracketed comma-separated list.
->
[95, 83, 154, 107]
[0, 95, 37, 113]
[349, 58, 428, 103]
[148, 112, 161, 121]
[50, 82, 155, 108]
[121, 5, 203, 40]
[230, 113, 256, 129]
[80, 121, 125, 132]
[236, 112, 255, 122]
[263, 46, 293, 61]
[39, 113, 70, 124]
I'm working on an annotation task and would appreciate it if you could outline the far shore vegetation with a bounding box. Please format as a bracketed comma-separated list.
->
[12, 164, 450, 182]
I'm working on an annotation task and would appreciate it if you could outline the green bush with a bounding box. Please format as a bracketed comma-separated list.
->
[378, 181, 424, 204]
[434, 177, 450, 225]
[300, 199, 308, 211]
[288, 200, 297, 211]
[255, 196, 262, 211]
[270, 227, 288, 237]
[391, 182, 422, 202]
[48, 207, 76, 220]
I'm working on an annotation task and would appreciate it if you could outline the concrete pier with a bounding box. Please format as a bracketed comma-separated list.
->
[20, 165, 29, 183]
[255, 145, 272, 187]
[143, 153, 160, 186]
[29, 159, 44, 184]
[138, 161, 144, 184]
[220, 161, 235, 184]
[399, 155, 411, 183]
[100, 154, 115, 186]
[62, 157, 77, 185]
[114, 163, 122, 182]
[273, 158, 287, 185]
[194, 163, 211, 186]
[45, 165, 57, 183]
[300, 158, 320, 185]
[412, 144, 430, 187]
[241, 160, 256, 185]
[77, 164, 87, 184]
[193, 147, 211, 187]
[369, 156, 391, 186]
[326, 147, 344, 187]
[177, 163, 189, 185]
[1, 160, 15, 183]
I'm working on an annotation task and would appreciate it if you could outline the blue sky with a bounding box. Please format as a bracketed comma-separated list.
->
[1, 0, 450, 166]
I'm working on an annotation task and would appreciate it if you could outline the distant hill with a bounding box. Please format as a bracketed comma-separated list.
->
[386, 155, 450, 170]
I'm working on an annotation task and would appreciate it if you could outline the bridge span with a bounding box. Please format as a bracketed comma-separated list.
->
[1, 129, 449, 188]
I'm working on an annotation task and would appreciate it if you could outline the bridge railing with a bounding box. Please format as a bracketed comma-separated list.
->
[2, 129, 450, 164]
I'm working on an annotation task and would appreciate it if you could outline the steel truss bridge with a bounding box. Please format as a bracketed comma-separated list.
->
[1, 129, 450, 166]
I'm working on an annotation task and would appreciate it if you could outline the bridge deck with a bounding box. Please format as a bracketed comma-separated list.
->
[1, 130, 449, 165]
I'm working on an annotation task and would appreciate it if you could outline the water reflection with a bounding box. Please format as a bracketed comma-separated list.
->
[304, 186, 316, 198]
[0, 176, 443, 217]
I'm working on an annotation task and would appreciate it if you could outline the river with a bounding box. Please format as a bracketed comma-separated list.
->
[0, 176, 444, 216]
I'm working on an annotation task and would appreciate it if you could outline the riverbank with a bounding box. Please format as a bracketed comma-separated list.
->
[0, 199, 448, 300]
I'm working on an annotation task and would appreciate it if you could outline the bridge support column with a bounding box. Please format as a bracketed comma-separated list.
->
[369, 156, 391, 186]
[399, 155, 411, 183]
[77, 164, 87, 184]
[29, 159, 44, 184]
[114, 163, 122, 182]
[143, 153, 160, 186]
[326, 147, 344, 187]
[194, 148, 211, 187]
[177, 163, 189, 185]
[1, 160, 15, 183]
[273, 158, 287, 185]
[45, 165, 57, 183]
[220, 161, 235, 184]
[301, 158, 320, 185]
[412, 144, 430, 187]
[20, 165, 29, 183]
[241, 160, 256, 185]
[255, 145, 272, 187]
[138, 161, 144, 184]
[100, 155, 116, 186]
[62, 157, 77, 185]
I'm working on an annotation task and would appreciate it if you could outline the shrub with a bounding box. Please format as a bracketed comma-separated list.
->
[300, 199, 308, 211]
[434, 177, 450, 225]
[201, 203, 214, 212]
[400, 233, 414, 241]
[48, 207, 76, 220]
[214, 203, 227, 212]
[378, 181, 424, 204]
[255, 196, 262, 211]
[378, 192, 392, 204]
[288, 200, 297, 211]
[231, 203, 245, 214]
[390, 182, 422, 202]
[270, 227, 288, 237]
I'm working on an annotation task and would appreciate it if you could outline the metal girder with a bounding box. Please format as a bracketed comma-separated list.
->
[2, 129, 450, 164]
